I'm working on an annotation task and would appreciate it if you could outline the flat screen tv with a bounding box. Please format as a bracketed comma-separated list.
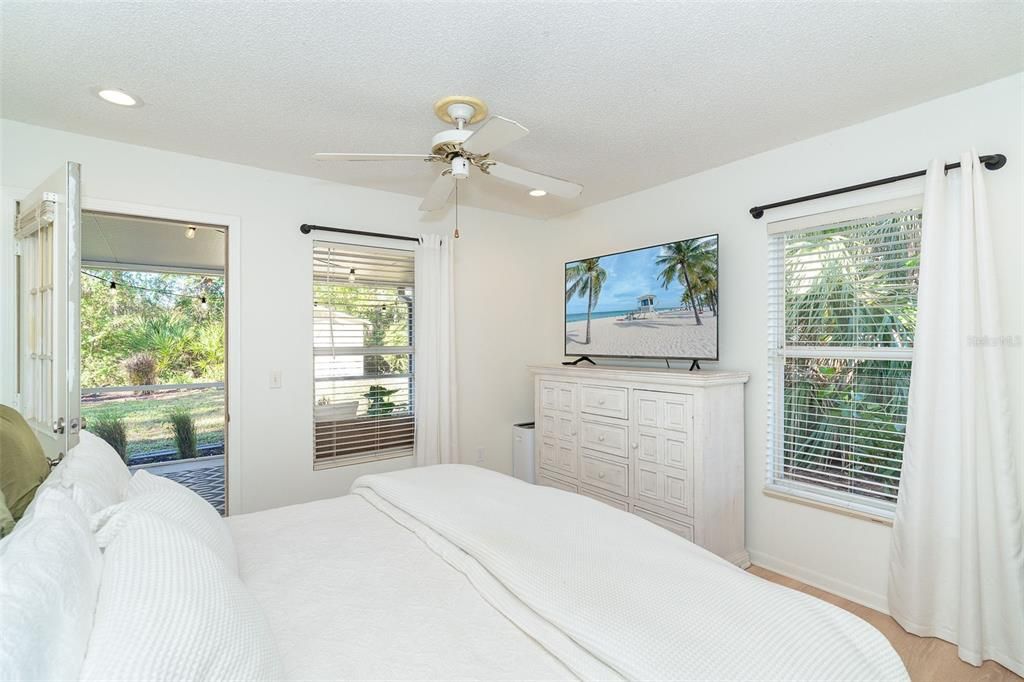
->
[564, 234, 719, 361]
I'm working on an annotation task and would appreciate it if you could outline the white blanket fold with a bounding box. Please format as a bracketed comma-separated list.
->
[352, 465, 908, 681]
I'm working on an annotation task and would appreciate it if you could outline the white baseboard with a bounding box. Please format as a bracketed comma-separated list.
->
[747, 549, 889, 615]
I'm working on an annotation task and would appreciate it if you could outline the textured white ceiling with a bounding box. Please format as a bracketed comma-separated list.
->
[83, 212, 225, 273]
[3, 2, 1022, 219]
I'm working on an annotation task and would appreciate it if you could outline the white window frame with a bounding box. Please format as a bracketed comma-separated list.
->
[765, 196, 923, 520]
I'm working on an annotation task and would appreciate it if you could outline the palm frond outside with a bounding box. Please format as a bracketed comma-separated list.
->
[780, 212, 919, 503]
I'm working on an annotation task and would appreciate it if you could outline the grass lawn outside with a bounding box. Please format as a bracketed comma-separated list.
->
[81, 387, 225, 460]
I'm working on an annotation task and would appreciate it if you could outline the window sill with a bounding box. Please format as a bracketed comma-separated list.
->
[763, 486, 894, 527]
[314, 449, 413, 471]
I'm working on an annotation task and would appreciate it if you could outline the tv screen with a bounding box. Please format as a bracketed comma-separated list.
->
[564, 234, 719, 360]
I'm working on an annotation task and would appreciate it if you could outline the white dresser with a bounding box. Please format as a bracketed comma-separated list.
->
[529, 364, 750, 567]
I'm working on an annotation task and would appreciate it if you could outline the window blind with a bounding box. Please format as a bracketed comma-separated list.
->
[766, 203, 921, 515]
[313, 241, 415, 466]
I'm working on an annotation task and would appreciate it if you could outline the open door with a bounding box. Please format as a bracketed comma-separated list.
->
[14, 162, 81, 463]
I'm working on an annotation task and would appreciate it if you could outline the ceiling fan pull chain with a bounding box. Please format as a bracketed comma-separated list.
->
[454, 181, 460, 239]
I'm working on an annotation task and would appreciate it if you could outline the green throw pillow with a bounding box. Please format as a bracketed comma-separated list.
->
[0, 489, 14, 538]
[0, 404, 52, 521]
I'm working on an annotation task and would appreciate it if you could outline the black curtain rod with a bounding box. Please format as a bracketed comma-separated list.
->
[749, 153, 1007, 219]
[299, 224, 422, 243]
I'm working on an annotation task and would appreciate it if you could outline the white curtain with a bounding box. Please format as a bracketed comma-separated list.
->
[413, 234, 458, 466]
[888, 151, 1024, 675]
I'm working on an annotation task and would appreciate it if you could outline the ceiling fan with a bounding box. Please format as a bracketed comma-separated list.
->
[314, 96, 583, 211]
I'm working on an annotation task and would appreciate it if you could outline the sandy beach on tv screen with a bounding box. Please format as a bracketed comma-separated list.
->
[565, 309, 717, 358]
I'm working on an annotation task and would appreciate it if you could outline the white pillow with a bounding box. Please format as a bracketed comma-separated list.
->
[0, 487, 103, 682]
[92, 469, 237, 573]
[80, 512, 284, 681]
[43, 430, 132, 515]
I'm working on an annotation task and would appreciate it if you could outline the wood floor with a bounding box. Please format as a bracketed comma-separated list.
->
[748, 566, 1021, 681]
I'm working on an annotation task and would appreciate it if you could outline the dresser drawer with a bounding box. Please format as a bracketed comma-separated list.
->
[579, 418, 628, 458]
[635, 463, 692, 516]
[539, 438, 578, 477]
[632, 505, 695, 541]
[579, 451, 629, 497]
[537, 472, 578, 494]
[540, 380, 577, 412]
[580, 384, 628, 420]
[580, 486, 629, 511]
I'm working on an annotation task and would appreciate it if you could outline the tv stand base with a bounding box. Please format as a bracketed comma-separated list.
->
[562, 356, 596, 366]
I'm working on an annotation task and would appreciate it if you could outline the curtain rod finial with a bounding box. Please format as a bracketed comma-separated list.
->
[750, 207, 764, 220]
[983, 154, 1007, 171]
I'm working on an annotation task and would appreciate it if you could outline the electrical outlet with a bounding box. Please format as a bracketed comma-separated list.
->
[269, 370, 282, 389]
[475, 448, 485, 464]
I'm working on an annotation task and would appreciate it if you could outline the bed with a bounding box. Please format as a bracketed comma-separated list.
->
[1, 434, 908, 681]
[229, 465, 908, 681]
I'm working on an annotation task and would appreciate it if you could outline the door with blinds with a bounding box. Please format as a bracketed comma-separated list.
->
[313, 241, 415, 467]
[13, 162, 83, 462]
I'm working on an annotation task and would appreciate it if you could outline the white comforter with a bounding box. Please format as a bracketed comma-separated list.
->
[351, 464, 909, 681]
[227, 493, 574, 681]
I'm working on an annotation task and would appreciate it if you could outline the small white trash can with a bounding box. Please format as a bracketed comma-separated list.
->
[512, 422, 535, 483]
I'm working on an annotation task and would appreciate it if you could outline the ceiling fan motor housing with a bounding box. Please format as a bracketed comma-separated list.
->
[431, 128, 472, 157]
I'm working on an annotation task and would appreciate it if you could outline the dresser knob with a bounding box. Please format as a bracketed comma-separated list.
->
[598, 398, 606, 405]
[631, 443, 638, 449]
[598, 435, 605, 442]
[598, 471, 606, 479]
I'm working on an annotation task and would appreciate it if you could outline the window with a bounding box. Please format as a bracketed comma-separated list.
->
[766, 198, 922, 517]
[313, 241, 415, 467]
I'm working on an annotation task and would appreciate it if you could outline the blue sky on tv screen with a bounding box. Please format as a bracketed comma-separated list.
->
[565, 236, 717, 315]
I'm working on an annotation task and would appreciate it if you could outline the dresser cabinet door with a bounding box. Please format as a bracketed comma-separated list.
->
[541, 380, 577, 413]
[632, 390, 695, 516]
[539, 438, 578, 477]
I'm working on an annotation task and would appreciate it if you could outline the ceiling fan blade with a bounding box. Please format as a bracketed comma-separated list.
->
[461, 116, 529, 155]
[419, 172, 456, 211]
[486, 162, 583, 199]
[314, 153, 438, 162]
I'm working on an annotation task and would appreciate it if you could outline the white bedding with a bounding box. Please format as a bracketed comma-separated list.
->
[230, 464, 908, 681]
[351, 465, 909, 682]
[227, 493, 574, 681]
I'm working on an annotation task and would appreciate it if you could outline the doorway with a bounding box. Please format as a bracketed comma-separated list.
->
[78, 211, 228, 513]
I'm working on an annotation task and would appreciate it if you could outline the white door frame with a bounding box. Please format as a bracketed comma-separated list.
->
[1, 188, 243, 514]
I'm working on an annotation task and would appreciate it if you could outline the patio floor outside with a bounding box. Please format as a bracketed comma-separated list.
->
[135, 456, 226, 515]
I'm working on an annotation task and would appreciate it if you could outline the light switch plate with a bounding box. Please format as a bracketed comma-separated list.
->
[269, 370, 282, 389]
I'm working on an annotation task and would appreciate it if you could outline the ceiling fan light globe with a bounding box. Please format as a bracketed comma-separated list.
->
[451, 156, 470, 180]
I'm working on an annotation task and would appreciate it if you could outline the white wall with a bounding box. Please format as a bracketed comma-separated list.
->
[0, 120, 546, 512]
[536, 73, 1024, 611]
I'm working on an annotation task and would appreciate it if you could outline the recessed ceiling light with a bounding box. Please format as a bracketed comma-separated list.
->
[96, 88, 141, 107]
[529, 189, 547, 197]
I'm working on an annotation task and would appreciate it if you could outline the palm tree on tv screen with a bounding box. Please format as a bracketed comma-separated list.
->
[656, 238, 716, 326]
[565, 258, 606, 344]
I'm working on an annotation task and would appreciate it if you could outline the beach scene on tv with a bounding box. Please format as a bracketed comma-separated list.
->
[565, 235, 718, 359]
